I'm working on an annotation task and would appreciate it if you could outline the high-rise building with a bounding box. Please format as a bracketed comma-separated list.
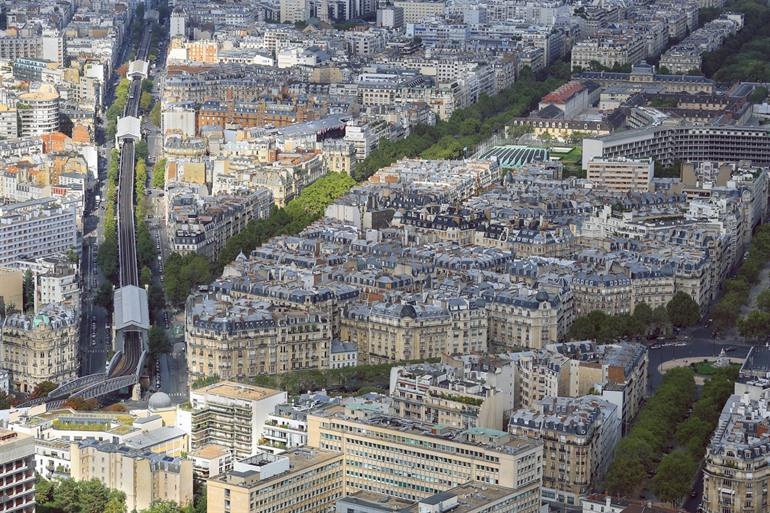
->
[17, 84, 60, 137]
[0, 198, 78, 267]
[0, 429, 35, 513]
[170, 9, 186, 38]
[280, 0, 309, 23]
[190, 381, 288, 460]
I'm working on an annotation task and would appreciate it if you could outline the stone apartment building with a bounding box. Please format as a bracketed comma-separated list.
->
[70, 440, 193, 513]
[509, 396, 621, 507]
[1, 304, 78, 393]
[185, 294, 333, 381]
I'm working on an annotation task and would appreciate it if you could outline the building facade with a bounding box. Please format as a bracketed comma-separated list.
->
[1, 304, 78, 393]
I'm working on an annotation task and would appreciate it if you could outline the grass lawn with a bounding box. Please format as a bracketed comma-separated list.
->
[558, 146, 584, 178]
[690, 361, 740, 376]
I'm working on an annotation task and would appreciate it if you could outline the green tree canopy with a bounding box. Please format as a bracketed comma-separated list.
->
[666, 292, 700, 327]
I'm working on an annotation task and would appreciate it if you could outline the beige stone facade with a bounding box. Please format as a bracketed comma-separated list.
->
[1, 305, 78, 393]
[70, 441, 193, 513]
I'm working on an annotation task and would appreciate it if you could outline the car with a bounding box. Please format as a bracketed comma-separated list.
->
[724, 346, 736, 352]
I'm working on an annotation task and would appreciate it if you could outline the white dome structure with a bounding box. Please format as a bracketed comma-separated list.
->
[148, 391, 172, 410]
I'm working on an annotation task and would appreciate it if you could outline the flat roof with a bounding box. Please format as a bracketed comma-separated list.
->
[192, 444, 230, 460]
[211, 449, 341, 489]
[194, 380, 283, 402]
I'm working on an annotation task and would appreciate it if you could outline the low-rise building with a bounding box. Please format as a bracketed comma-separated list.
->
[329, 340, 357, 369]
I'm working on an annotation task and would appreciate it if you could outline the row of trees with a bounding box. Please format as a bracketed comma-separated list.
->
[36, 477, 205, 513]
[37, 478, 125, 513]
[604, 367, 697, 497]
[713, 224, 770, 331]
[568, 292, 700, 342]
[215, 171, 355, 265]
[105, 79, 130, 142]
[652, 367, 738, 505]
[252, 358, 439, 395]
[351, 62, 570, 182]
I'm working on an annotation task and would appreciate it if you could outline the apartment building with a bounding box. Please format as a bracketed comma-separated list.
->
[482, 289, 564, 350]
[260, 391, 339, 452]
[1, 304, 78, 393]
[0, 429, 35, 513]
[190, 381, 288, 460]
[207, 449, 344, 513]
[307, 406, 543, 510]
[571, 36, 646, 72]
[512, 342, 648, 431]
[186, 295, 333, 381]
[0, 34, 41, 61]
[280, 0, 309, 22]
[0, 198, 78, 267]
[169, 188, 274, 260]
[509, 396, 621, 507]
[340, 299, 487, 364]
[392, 0, 444, 23]
[389, 363, 505, 430]
[586, 158, 653, 193]
[702, 391, 770, 513]
[70, 440, 193, 513]
[571, 273, 633, 316]
[17, 84, 60, 137]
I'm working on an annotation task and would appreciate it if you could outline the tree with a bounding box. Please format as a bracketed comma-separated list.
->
[149, 326, 171, 357]
[30, 381, 57, 399]
[750, 86, 768, 103]
[757, 288, 770, 312]
[144, 501, 182, 513]
[666, 292, 700, 327]
[103, 494, 126, 513]
[652, 450, 697, 505]
[95, 282, 114, 310]
[150, 102, 161, 126]
[152, 159, 166, 188]
[64, 397, 99, 411]
[67, 247, 78, 264]
[738, 311, 770, 340]
[141, 266, 153, 287]
[23, 269, 34, 313]
[633, 302, 653, 326]
[78, 479, 110, 513]
[140, 91, 153, 112]
[0, 390, 11, 409]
